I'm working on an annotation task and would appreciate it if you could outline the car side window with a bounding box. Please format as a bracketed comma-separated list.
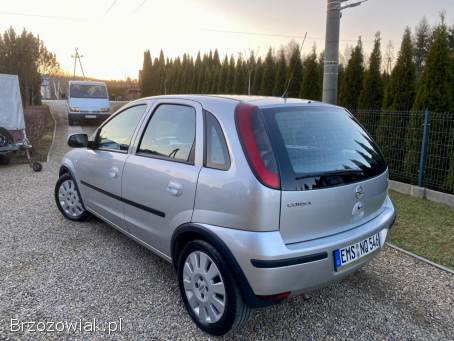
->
[137, 104, 196, 163]
[204, 111, 231, 170]
[97, 105, 146, 151]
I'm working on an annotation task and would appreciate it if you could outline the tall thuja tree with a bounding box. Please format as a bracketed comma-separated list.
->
[376, 28, 416, 179]
[191, 52, 202, 93]
[300, 46, 321, 100]
[197, 53, 208, 93]
[272, 49, 287, 96]
[225, 55, 236, 94]
[208, 49, 221, 93]
[285, 45, 303, 97]
[405, 20, 454, 189]
[233, 58, 247, 94]
[217, 55, 229, 93]
[382, 29, 416, 111]
[448, 25, 454, 50]
[358, 32, 384, 136]
[155, 50, 166, 94]
[251, 57, 262, 95]
[260, 48, 275, 95]
[140, 50, 153, 96]
[414, 17, 433, 79]
[339, 38, 364, 110]
[359, 32, 383, 109]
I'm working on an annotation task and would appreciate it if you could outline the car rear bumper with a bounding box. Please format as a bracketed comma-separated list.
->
[200, 195, 396, 298]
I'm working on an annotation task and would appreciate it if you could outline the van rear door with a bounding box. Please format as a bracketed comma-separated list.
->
[261, 106, 388, 244]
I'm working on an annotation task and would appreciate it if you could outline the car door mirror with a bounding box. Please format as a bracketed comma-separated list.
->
[68, 134, 88, 148]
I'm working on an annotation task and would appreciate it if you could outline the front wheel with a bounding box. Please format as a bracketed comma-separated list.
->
[55, 173, 90, 221]
[177, 240, 251, 336]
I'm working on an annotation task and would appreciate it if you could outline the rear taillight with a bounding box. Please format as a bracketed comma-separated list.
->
[235, 103, 280, 189]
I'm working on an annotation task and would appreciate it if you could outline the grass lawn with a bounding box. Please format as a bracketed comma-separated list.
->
[389, 190, 454, 270]
[11, 106, 54, 164]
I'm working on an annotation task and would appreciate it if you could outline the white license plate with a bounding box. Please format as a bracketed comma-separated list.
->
[85, 115, 96, 119]
[334, 233, 381, 271]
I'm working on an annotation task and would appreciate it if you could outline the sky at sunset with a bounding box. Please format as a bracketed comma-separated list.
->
[0, 0, 453, 80]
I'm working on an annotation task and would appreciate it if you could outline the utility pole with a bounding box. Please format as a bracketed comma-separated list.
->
[322, 0, 367, 105]
[71, 47, 86, 79]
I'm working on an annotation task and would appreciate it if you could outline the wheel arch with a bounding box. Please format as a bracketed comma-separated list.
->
[171, 223, 278, 308]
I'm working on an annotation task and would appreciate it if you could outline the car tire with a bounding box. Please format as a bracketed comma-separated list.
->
[55, 173, 90, 221]
[177, 239, 251, 336]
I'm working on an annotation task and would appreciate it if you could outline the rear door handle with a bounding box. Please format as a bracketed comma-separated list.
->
[167, 181, 183, 197]
[109, 167, 119, 178]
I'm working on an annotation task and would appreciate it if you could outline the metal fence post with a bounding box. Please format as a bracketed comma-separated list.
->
[417, 109, 430, 187]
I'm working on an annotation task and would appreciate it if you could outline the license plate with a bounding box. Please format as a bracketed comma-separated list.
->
[334, 233, 381, 271]
[85, 115, 96, 119]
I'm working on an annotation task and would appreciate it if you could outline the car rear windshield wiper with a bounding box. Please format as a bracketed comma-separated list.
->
[295, 169, 364, 180]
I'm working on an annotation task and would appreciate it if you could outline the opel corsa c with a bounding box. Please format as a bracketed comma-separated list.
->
[55, 95, 396, 335]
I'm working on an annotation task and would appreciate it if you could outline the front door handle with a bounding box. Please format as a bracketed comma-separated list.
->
[109, 167, 119, 178]
[167, 181, 183, 197]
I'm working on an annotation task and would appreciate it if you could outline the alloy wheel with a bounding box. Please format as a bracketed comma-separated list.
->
[58, 179, 84, 218]
[183, 251, 226, 324]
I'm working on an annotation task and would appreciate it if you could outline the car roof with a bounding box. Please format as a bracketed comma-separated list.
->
[135, 94, 338, 109]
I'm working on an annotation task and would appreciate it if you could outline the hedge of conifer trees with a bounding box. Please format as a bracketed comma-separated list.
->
[139, 17, 454, 193]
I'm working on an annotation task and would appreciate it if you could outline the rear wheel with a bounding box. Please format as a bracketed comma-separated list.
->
[0, 127, 13, 147]
[177, 240, 251, 336]
[55, 173, 90, 221]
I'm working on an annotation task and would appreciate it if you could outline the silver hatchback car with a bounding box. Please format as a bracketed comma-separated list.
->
[55, 95, 396, 335]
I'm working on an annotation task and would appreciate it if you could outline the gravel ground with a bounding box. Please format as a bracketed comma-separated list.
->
[0, 100, 453, 340]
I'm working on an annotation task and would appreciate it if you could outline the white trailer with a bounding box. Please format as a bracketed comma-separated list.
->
[0, 74, 42, 171]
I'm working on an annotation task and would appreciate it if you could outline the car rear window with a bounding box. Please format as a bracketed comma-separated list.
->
[262, 106, 387, 191]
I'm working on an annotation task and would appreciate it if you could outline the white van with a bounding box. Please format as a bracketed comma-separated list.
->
[67, 81, 110, 126]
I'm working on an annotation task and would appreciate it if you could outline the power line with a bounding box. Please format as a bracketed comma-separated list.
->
[201, 28, 375, 44]
[104, 0, 119, 16]
[131, 0, 148, 14]
[0, 11, 85, 22]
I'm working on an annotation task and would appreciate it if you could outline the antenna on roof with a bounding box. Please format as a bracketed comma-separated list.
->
[282, 32, 307, 99]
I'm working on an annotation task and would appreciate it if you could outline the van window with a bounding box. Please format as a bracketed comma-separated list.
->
[70, 84, 108, 99]
[204, 111, 230, 170]
[262, 106, 387, 190]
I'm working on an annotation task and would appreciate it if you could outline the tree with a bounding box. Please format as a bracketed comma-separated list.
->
[339, 38, 364, 110]
[448, 25, 454, 50]
[272, 49, 287, 96]
[232, 58, 246, 94]
[300, 46, 321, 100]
[140, 50, 153, 96]
[251, 57, 262, 95]
[414, 17, 433, 78]
[285, 45, 303, 97]
[382, 29, 416, 111]
[359, 33, 383, 110]
[375, 28, 416, 180]
[260, 48, 275, 96]
[217, 55, 229, 93]
[225, 55, 236, 94]
[404, 20, 454, 187]
[0, 27, 59, 105]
